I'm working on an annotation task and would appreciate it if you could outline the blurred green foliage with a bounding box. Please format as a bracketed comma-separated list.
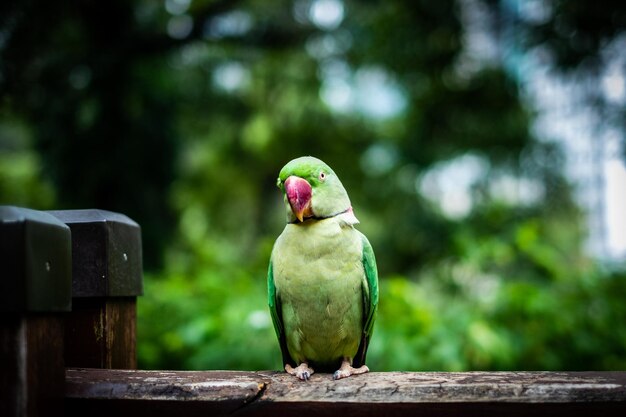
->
[1, 0, 625, 371]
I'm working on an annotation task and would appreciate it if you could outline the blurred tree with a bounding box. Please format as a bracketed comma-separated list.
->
[512, 0, 626, 69]
[485, 0, 626, 158]
[1, 0, 181, 267]
[1, 0, 533, 268]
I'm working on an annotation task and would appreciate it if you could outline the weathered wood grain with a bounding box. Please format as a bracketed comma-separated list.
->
[1, 315, 65, 417]
[66, 368, 626, 417]
[64, 298, 137, 369]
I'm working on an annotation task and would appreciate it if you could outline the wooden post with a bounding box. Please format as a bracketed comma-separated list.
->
[0, 206, 72, 417]
[48, 209, 143, 370]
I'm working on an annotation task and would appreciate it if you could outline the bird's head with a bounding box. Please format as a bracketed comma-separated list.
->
[276, 156, 352, 223]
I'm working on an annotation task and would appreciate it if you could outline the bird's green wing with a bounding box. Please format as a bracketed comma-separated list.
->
[354, 233, 379, 368]
[267, 260, 295, 367]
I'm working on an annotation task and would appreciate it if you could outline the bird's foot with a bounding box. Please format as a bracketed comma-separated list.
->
[333, 359, 369, 380]
[285, 363, 315, 381]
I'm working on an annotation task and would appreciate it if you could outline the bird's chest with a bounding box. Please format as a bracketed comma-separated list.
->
[272, 219, 365, 363]
[272, 220, 363, 294]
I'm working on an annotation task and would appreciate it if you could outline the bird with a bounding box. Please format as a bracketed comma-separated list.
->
[267, 156, 378, 380]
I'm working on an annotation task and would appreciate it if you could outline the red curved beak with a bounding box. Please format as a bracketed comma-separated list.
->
[284, 176, 312, 222]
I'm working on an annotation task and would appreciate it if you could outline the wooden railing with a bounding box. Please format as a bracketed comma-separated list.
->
[64, 369, 626, 416]
[1, 206, 625, 417]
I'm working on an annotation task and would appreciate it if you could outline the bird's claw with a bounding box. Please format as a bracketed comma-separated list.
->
[333, 360, 369, 380]
[285, 363, 315, 381]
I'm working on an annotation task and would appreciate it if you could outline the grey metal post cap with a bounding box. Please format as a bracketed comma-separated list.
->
[48, 209, 144, 298]
[0, 206, 72, 312]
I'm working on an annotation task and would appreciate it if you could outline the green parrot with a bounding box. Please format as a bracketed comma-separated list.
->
[267, 156, 378, 380]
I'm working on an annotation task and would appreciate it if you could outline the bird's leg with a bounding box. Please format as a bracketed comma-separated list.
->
[285, 362, 315, 381]
[333, 358, 369, 380]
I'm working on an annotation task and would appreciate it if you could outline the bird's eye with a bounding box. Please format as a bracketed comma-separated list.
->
[319, 172, 326, 181]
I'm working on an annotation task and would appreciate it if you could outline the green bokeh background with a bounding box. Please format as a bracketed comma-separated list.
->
[1, 0, 625, 371]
